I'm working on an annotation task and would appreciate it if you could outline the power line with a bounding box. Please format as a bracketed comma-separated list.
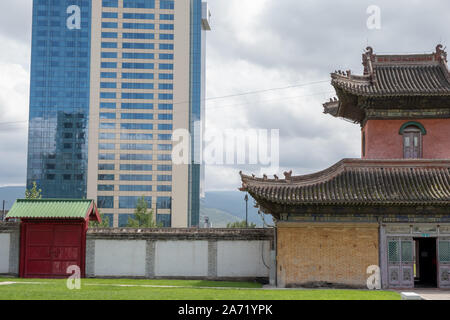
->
[0, 79, 333, 127]
[0, 90, 334, 128]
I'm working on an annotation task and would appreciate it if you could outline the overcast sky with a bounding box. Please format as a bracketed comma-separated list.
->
[0, 0, 449, 190]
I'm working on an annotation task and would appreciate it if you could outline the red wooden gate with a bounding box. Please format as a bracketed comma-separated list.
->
[20, 221, 86, 278]
[6, 199, 100, 279]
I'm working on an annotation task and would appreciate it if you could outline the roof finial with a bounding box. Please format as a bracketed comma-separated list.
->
[436, 44, 447, 63]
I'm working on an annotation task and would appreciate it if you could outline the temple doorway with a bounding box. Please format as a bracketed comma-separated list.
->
[414, 238, 438, 288]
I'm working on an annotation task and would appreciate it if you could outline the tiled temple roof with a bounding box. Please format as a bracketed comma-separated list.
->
[330, 45, 450, 98]
[323, 45, 450, 120]
[239, 159, 450, 206]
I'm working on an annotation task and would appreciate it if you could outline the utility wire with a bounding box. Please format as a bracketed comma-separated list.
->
[0, 79, 333, 127]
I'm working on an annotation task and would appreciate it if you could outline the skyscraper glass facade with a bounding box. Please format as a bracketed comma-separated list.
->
[188, 0, 203, 227]
[27, 0, 209, 227]
[27, 0, 92, 198]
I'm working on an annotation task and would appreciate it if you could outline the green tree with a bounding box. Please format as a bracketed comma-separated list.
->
[126, 196, 161, 228]
[25, 182, 42, 199]
[226, 221, 257, 228]
[89, 212, 111, 228]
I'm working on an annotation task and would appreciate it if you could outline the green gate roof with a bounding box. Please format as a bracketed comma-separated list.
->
[6, 199, 95, 220]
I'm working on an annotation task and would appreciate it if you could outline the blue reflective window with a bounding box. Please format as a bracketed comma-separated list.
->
[158, 124, 173, 130]
[159, 64, 173, 70]
[119, 214, 135, 227]
[122, 52, 154, 59]
[120, 143, 153, 151]
[157, 185, 172, 192]
[160, 0, 174, 9]
[158, 114, 173, 120]
[98, 174, 115, 181]
[122, 103, 153, 109]
[119, 196, 152, 209]
[159, 83, 173, 90]
[102, 22, 118, 29]
[98, 196, 114, 209]
[121, 123, 153, 130]
[99, 164, 115, 170]
[122, 93, 154, 99]
[159, 24, 174, 30]
[158, 93, 173, 100]
[159, 54, 173, 60]
[122, 63, 154, 69]
[101, 62, 117, 69]
[121, 113, 153, 120]
[120, 154, 153, 161]
[101, 82, 117, 89]
[102, 0, 118, 8]
[99, 133, 116, 140]
[100, 102, 117, 108]
[157, 175, 172, 182]
[156, 214, 171, 228]
[102, 42, 117, 48]
[123, 0, 155, 9]
[120, 175, 153, 182]
[122, 83, 154, 90]
[159, 44, 174, 50]
[121, 133, 153, 140]
[158, 104, 173, 110]
[157, 165, 172, 171]
[99, 143, 116, 150]
[160, 14, 174, 20]
[123, 33, 154, 40]
[158, 154, 172, 161]
[123, 13, 155, 20]
[122, 42, 154, 49]
[101, 92, 117, 99]
[102, 31, 118, 38]
[123, 23, 155, 30]
[120, 164, 153, 171]
[158, 134, 171, 140]
[120, 185, 152, 192]
[101, 72, 117, 78]
[99, 154, 116, 160]
[158, 144, 172, 151]
[100, 113, 116, 119]
[122, 72, 154, 79]
[100, 123, 116, 129]
[102, 12, 118, 18]
[98, 185, 114, 191]
[157, 197, 171, 209]
[101, 52, 118, 59]
[160, 34, 174, 40]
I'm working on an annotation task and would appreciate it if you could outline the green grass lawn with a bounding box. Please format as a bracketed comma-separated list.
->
[0, 277, 400, 300]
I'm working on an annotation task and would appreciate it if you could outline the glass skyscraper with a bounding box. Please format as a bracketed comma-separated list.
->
[26, 0, 211, 227]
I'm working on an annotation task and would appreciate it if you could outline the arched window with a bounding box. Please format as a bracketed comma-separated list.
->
[399, 122, 427, 159]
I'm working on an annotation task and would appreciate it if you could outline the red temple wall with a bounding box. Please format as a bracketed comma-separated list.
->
[362, 119, 450, 159]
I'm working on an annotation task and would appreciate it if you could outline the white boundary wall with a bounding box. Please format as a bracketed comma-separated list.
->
[86, 229, 274, 280]
[0, 223, 20, 275]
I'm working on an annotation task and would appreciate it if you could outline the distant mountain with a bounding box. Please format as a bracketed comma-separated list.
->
[0, 186, 26, 210]
[200, 206, 241, 228]
[201, 191, 274, 227]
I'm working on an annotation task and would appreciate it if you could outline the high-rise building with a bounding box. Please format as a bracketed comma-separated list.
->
[26, 0, 211, 227]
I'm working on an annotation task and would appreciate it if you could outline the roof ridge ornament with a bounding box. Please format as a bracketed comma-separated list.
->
[436, 44, 447, 62]
[284, 170, 293, 183]
[363, 46, 375, 77]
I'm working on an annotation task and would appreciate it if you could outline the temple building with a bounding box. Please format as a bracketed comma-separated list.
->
[240, 45, 450, 289]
